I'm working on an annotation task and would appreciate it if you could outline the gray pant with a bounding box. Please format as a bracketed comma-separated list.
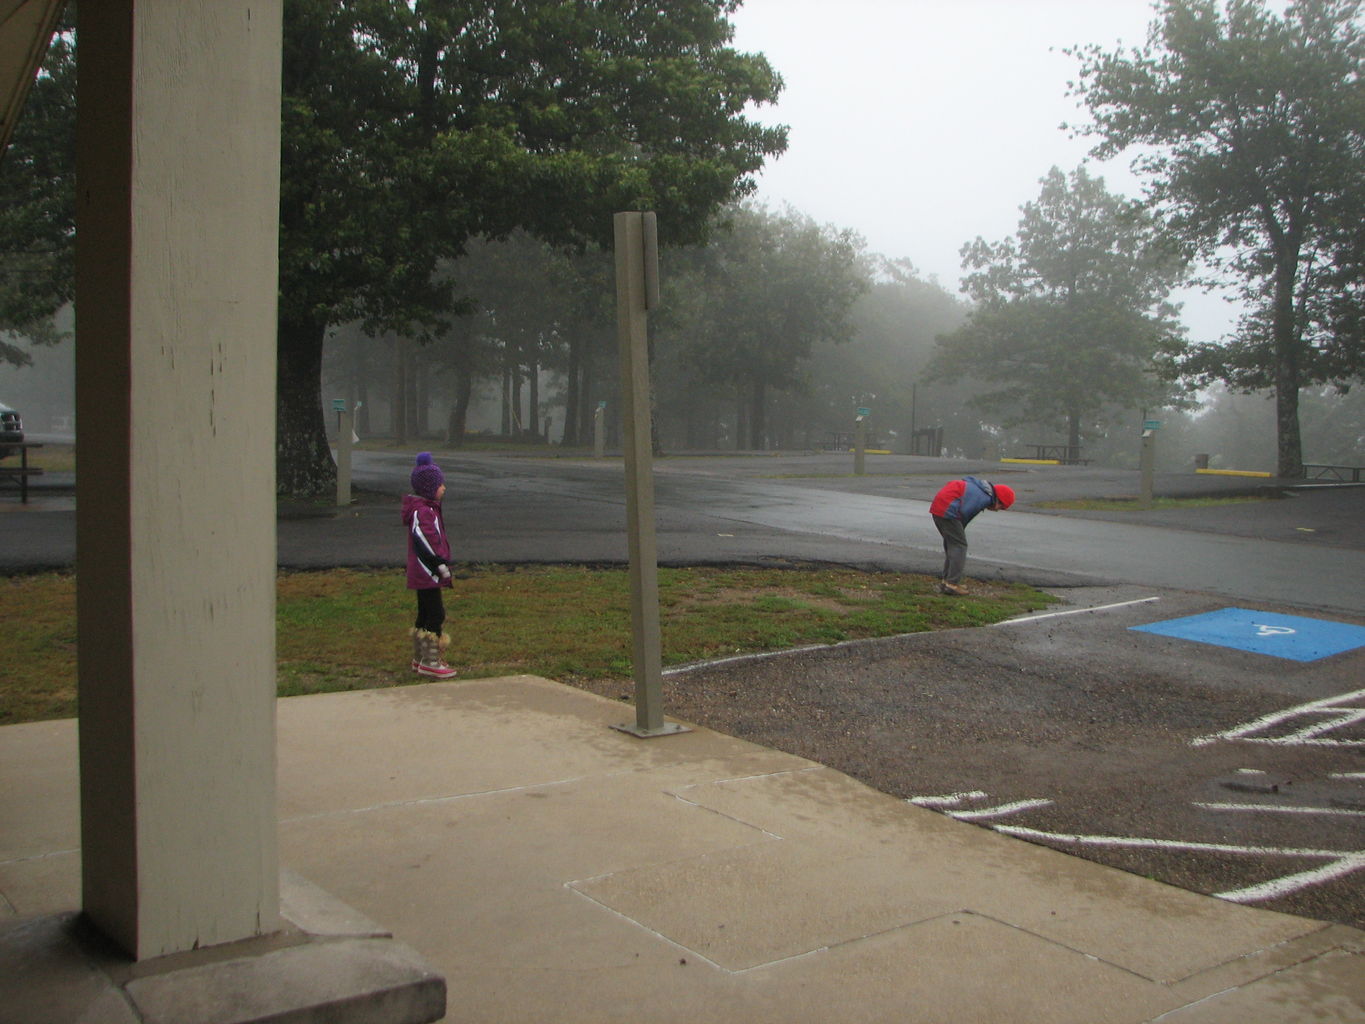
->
[933, 515, 968, 583]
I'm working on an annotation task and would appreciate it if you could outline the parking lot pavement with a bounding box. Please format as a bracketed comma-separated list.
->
[658, 584, 1365, 931]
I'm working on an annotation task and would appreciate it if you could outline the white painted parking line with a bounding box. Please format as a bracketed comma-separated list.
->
[947, 798, 1053, 821]
[991, 824, 1352, 861]
[908, 791, 988, 808]
[1195, 802, 1365, 818]
[995, 596, 1161, 626]
[1213, 856, 1365, 903]
[908, 789, 1365, 904]
[1191, 687, 1365, 748]
[1330, 772, 1365, 780]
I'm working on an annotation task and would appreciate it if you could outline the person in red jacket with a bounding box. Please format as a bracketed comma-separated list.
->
[928, 476, 1015, 595]
[402, 452, 457, 678]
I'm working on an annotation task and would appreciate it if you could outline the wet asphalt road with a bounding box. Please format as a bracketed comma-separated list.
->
[3, 449, 1363, 927]
[6, 450, 1364, 614]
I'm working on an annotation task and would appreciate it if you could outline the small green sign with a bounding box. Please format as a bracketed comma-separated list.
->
[331, 399, 346, 411]
[1143, 419, 1161, 430]
[857, 407, 871, 417]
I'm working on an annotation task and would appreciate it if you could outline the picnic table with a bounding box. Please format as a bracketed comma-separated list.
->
[0, 442, 44, 502]
[1023, 443, 1089, 465]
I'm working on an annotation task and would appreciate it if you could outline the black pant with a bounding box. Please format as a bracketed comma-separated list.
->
[415, 587, 445, 634]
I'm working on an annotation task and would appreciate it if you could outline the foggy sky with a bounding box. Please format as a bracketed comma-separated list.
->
[728, 0, 1241, 342]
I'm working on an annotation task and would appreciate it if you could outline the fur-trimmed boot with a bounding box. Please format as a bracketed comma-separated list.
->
[415, 629, 457, 679]
[409, 628, 423, 673]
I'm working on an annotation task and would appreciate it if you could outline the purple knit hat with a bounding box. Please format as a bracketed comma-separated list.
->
[411, 452, 444, 499]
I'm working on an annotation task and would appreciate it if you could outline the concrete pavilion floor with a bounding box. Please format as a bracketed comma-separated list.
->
[2, 675, 1363, 1023]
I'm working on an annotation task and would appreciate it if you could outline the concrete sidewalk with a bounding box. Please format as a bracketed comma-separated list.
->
[3, 676, 1361, 1022]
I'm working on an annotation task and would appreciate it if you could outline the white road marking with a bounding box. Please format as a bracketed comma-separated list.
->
[948, 799, 1054, 821]
[1195, 802, 1365, 818]
[992, 824, 1353, 860]
[1191, 688, 1365, 748]
[1330, 772, 1365, 780]
[908, 791, 988, 808]
[1213, 856, 1365, 903]
[995, 596, 1161, 626]
[909, 790, 1365, 904]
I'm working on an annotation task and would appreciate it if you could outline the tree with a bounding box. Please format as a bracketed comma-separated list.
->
[808, 258, 973, 453]
[679, 204, 867, 449]
[0, 10, 74, 365]
[1070, 0, 1365, 477]
[277, 0, 787, 494]
[930, 166, 1188, 451]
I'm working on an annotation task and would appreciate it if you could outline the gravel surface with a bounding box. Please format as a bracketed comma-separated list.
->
[580, 583, 1365, 932]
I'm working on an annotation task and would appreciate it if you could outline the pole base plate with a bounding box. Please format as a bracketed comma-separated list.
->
[611, 721, 691, 739]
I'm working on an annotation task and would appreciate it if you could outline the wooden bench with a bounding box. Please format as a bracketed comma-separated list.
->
[0, 442, 44, 502]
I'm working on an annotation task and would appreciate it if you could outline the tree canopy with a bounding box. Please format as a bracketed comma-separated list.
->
[930, 166, 1188, 449]
[672, 203, 868, 449]
[277, 0, 788, 493]
[0, 12, 73, 366]
[1070, 0, 1365, 477]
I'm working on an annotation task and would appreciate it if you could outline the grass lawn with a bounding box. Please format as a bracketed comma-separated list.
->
[1, 566, 1055, 725]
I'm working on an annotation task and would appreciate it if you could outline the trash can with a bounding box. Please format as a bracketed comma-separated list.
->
[1194, 453, 1210, 470]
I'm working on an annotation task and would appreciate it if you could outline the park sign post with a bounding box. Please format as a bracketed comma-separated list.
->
[1140, 419, 1159, 507]
[854, 407, 870, 476]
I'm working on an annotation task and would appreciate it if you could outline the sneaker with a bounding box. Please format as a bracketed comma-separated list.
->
[416, 661, 457, 679]
[939, 582, 968, 596]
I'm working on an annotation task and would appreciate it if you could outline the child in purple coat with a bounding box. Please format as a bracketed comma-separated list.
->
[402, 452, 456, 678]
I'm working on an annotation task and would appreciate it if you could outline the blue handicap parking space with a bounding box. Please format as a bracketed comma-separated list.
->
[1130, 607, 1365, 662]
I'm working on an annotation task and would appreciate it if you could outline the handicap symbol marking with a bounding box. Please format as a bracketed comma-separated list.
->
[1256, 624, 1296, 637]
[1130, 607, 1365, 662]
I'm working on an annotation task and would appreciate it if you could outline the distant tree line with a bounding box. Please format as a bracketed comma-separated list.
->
[0, 0, 1361, 490]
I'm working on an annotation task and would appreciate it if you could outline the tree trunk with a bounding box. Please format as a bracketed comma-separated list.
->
[1066, 411, 1081, 452]
[415, 355, 429, 439]
[405, 347, 419, 439]
[277, 314, 337, 497]
[750, 379, 767, 451]
[528, 353, 540, 438]
[563, 335, 581, 446]
[356, 380, 370, 435]
[349, 333, 370, 435]
[511, 364, 523, 433]
[392, 339, 409, 445]
[500, 365, 511, 435]
[578, 341, 596, 444]
[1272, 270, 1304, 478]
[447, 369, 472, 449]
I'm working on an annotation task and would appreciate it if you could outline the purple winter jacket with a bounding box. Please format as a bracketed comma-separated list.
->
[402, 494, 452, 590]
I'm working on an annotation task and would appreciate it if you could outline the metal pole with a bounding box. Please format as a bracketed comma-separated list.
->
[611, 212, 686, 739]
[854, 416, 866, 476]
[594, 401, 605, 458]
[1140, 430, 1155, 508]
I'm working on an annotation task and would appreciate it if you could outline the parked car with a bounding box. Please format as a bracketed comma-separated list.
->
[0, 401, 23, 459]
